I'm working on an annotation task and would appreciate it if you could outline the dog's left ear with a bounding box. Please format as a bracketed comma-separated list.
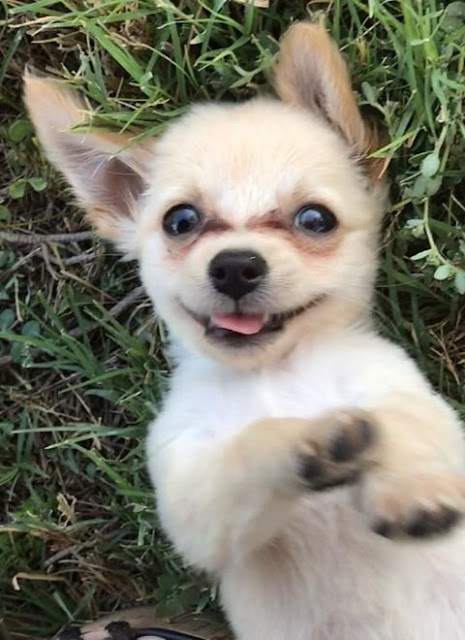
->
[274, 23, 384, 181]
[24, 73, 155, 254]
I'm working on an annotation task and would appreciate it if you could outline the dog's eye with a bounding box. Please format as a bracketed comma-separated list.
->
[163, 205, 202, 237]
[294, 205, 337, 234]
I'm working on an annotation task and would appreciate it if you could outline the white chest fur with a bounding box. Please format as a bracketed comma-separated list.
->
[157, 328, 418, 445]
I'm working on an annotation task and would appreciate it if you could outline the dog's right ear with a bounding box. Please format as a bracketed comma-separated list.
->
[274, 23, 384, 181]
[24, 73, 155, 254]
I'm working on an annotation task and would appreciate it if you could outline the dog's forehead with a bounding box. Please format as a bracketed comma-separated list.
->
[150, 99, 361, 224]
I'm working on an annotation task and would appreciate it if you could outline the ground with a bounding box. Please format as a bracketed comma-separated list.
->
[0, 1, 464, 638]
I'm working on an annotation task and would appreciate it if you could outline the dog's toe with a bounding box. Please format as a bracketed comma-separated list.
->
[406, 507, 461, 538]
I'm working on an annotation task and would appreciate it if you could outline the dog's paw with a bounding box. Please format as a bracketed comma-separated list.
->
[361, 471, 465, 539]
[297, 408, 377, 491]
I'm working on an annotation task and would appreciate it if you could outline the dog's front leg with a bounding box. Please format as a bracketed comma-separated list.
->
[148, 409, 375, 574]
[358, 392, 465, 538]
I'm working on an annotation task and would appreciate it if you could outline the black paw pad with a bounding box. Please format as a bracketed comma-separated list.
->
[328, 431, 356, 462]
[372, 519, 395, 539]
[328, 419, 373, 462]
[358, 419, 375, 448]
[299, 455, 324, 483]
[406, 507, 461, 538]
[440, 507, 461, 530]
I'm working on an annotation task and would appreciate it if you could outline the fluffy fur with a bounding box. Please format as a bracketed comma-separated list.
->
[25, 22, 465, 640]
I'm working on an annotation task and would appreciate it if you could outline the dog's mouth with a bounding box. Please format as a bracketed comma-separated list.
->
[184, 296, 324, 345]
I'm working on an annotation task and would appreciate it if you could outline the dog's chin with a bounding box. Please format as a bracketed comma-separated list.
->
[182, 296, 325, 349]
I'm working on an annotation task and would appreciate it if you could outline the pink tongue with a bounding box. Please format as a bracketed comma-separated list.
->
[212, 313, 265, 335]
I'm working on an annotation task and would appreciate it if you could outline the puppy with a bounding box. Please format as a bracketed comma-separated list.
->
[25, 23, 465, 640]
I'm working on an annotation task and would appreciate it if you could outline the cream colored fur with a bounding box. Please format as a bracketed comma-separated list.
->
[24, 23, 465, 640]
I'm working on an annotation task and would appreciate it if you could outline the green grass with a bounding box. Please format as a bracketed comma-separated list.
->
[0, 0, 464, 637]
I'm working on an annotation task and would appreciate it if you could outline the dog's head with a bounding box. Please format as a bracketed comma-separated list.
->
[25, 23, 387, 368]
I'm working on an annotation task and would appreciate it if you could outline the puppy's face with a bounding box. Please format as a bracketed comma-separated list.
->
[136, 101, 382, 366]
[25, 24, 387, 368]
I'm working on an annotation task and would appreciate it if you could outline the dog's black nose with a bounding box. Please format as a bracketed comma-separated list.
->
[209, 250, 268, 300]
